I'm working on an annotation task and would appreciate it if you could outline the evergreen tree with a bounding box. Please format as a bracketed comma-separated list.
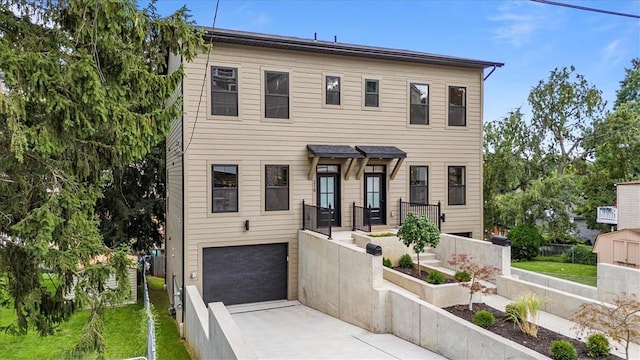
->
[0, 0, 203, 356]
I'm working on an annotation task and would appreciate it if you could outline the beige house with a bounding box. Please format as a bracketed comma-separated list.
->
[165, 28, 503, 323]
[594, 180, 640, 267]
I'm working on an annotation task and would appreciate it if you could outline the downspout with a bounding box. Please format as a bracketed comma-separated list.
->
[483, 65, 498, 81]
[180, 53, 185, 326]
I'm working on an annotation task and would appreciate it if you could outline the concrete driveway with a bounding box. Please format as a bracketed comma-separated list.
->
[228, 301, 446, 360]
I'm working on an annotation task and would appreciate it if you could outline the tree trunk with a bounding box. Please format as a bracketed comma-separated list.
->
[417, 253, 421, 279]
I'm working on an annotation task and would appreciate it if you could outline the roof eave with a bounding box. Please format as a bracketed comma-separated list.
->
[200, 27, 504, 70]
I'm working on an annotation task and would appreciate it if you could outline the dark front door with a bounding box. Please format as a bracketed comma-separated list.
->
[317, 166, 340, 226]
[202, 243, 288, 305]
[364, 166, 386, 225]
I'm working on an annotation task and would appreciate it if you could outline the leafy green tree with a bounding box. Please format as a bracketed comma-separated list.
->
[397, 213, 440, 278]
[578, 59, 640, 229]
[529, 66, 606, 176]
[0, 0, 202, 356]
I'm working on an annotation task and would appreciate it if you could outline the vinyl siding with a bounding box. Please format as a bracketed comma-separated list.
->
[182, 43, 486, 299]
[618, 183, 640, 229]
[165, 51, 184, 313]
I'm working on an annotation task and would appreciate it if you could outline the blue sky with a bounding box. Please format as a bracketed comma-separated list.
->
[153, 0, 640, 123]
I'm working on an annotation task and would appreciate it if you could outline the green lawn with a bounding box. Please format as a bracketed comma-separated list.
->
[146, 276, 192, 360]
[0, 275, 191, 359]
[512, 259, 597, 287]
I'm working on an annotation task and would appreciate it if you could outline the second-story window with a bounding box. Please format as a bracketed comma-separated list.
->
[265, 71, 289, 119]
[448, 166, 466, 205]
[365, 79, 379, 107]
[448, 86, 466, 126]
[410, 83, 429, 125]
[212, 164, 238, 213]
[325, 76, 341, 105]
[211, 66, 238, 116]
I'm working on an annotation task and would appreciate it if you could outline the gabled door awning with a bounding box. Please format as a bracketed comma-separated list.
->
[307, 145, 362, 180]
[355, 145, 406, 180]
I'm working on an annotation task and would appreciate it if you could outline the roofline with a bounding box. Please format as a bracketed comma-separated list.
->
[199, 27, 504, 70]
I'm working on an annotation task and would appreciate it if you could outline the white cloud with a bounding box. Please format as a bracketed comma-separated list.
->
[489, 0, 559, 48]
[230, 2, 270, 28]
[601, 39, 623, 66]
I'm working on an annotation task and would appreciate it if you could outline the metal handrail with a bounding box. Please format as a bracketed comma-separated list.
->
[352, 202, 372, 232]
[302, 200, 333, 239]
[399, 198, 443, 230]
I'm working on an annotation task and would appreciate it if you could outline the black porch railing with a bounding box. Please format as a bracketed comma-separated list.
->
[352, 202, 372, 233]
[399, 198, 443, 230]
[302, 200, 333, 239]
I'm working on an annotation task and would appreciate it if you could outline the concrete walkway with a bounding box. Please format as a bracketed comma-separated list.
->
[228, 300, 446, 360]
[484, 294, 639, 360]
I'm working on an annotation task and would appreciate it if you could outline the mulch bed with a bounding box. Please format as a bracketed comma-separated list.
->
[392, 266, 456, 284]
[444, 303, 622, 360]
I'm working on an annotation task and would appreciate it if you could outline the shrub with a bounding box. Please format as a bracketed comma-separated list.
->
[472, 310, 495, 328]
[454, 270, 472, 282]
[550, 340, 577, 360]
[504, 303, 522, 323]
[586, 333, 610, 358]
[398, 254, 413, 268]
[561, 244, 596, 265]
[426, 271, 445, 284]
[382, 257, 392, 268]
[508, 224, 543, 261]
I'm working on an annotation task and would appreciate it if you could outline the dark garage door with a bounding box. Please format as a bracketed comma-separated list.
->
[202, 243, 288, 306]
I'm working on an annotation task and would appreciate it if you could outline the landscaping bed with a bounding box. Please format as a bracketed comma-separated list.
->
[444, 303, 622, 360]
[392, 266, 456, 284]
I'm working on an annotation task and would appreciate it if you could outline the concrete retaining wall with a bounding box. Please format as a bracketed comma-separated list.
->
[510, 268, 597, 300]
[298, 230, 386, 332]
[383, 267, 470, 307]
[184, 286, 256, 360]
[433, 234, 511, 276]
[386, 290, 546, 359]
[497, 276, 605, 327]
[352, 233, 409, 266]
[597, 263, 640, 303]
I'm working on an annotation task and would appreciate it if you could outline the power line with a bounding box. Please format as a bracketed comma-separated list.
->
[531, 0, 640, 19]
[185, 0, 220, 153]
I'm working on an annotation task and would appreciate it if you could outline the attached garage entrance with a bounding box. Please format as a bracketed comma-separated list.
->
[202, 243, 288, 306]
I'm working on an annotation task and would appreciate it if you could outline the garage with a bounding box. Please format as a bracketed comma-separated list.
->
[202, 243, 288, 305]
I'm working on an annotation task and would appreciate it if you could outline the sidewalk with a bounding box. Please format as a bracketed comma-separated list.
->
[484, 294, 639, 359]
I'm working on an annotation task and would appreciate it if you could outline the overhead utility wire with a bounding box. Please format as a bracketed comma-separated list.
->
[531, 0, 640, 19]
[185, 0, 220, 153]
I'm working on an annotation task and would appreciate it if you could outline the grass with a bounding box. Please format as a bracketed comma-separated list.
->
[0, 274, 191, 359]
[512, 258, 597, 286]
[0, 298, 145, 359]
[146, 276, 192, 360]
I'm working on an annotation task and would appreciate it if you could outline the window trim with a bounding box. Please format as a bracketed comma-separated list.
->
[262, 68, 292, 122]
[323, 74, 343, 108]
[210, 66, 238, 117]
[211, 164, 239, 214]
[362, 77, 381, 110]
[408, 82, 430, 126]
[265, 164, 290, 212]
[207, 64, 242, 121]
[409, 165, 429, 205]
[447, 85, 467, 127]
[447, 165, 466, 206]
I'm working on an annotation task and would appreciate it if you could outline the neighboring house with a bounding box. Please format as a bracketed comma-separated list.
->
[594, 180, 640, 267]
[165, 28, 503, 324]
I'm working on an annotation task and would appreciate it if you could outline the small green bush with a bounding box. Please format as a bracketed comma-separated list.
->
[561, 244, 596, 265]
[399, 254, 413, 268]
[504, 302, 522, 323]
[586, 333, 610, 358]
[426, 271, 445, 284]
[454, 270, 472, 282]
[550, 340, 577, 360]
[382, 257, 392, 268]
[472, 310, 495, 328]
[508, 224, 543, 261]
